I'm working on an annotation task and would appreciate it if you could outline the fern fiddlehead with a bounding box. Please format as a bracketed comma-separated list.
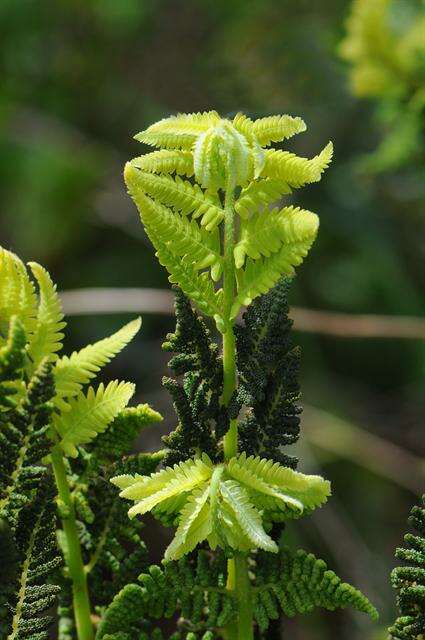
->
[114, 110, 378, 639]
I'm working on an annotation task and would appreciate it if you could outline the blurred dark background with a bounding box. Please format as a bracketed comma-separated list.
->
[0, 1, 424, 638]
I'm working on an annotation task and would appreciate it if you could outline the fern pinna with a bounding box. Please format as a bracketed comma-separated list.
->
[0, 248, 162, 640]
[389, 496, 425, 640]
[104, 111, 378, 639]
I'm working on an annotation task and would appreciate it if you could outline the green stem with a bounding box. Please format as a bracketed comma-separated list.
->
[51, 446, 94, 640]
[220, 183, 254, 640]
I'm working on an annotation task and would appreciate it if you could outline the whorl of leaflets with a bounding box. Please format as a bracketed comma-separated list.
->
[126, 110, 333, 328]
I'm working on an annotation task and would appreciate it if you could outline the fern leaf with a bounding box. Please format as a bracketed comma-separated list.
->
[164, 484, 212, 561]
[231, 219, 319, 317]
[235, 178, 292, 219]
[53, 318, 141, 411]
[53, 380, 135, 458]
[124, 187, 222, 279]
[228, 453, 330, 516]
[251, 115, 307, 146]
[262, 141, 333, 187]
[111, 456, 213, 518]
[234, 206, 319, 269]
[0, 488, 61, 640]
[220, 480, 277, 552]
[27, 262, 66, 368]
[253, 546, 378, 631]
[131, 150, 194, 176]
[125, 164, 224, 231]
[135, 111, 220, 150]
[0, 248, 37, 341]
[133, 206, 223, 319]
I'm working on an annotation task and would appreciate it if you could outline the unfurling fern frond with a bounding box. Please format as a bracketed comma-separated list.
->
[135, 111, 221, 149]
[96, 551, 234, 640]
[27, 262, 66, 369]
[0, 249, 37, 343]
[262, 142, 333, 188]
[126, 164, 224, 231]
[132, 150, 194, 176]
[252, 546, 378, 632]
[234, 205, 319, 268]
[54, 318, 142, 411]
[112, 453, 329, 560]
[389, 496, 425, 639]
[231, 221, 318, 318]
[0, 485, 61, 640]
[53, 380, 135, 457]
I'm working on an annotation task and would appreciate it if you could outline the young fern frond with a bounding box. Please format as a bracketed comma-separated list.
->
[234, 205, 319, 268]
[53, 380, 135, 458]
[231, 231, 318, 318]
[235, 178, 292, 219]
[126, 165, 224, 231]
[53, 318, 142, 411]
[132, 149, 194, 176]
[0, 249, 37, 342]
[262, 141, 333, 187]
[27, 262, 66, 369]
[250, 114, 307, 146]
[135, 111, 221, 149]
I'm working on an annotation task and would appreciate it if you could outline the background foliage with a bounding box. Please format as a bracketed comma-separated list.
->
[0, 1, 423, 638]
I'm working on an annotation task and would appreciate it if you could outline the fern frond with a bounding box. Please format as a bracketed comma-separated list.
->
[27, 262, 66, 368]
[231, 222, 318, 317]
[253, 546, 378, 631]
[97, 552, 234, 639]
[135, 111, 220, 150]
[234, 206, 319, 269]
[0, 248, 37, 341]
[0, 486, 61, 640]
[125, 164, 224, 231]
[111, 456, 213, 518]
[235, 178, 292, 219]
[389, 496, 425, 639]
[53, 318, 141, 411]
[262, 141, 333, 187]
[53, 380, 135, 458]
[251, 115, 307, 146]
[132, 150, 194, 176]
[164, 484, 211, 561]
[0, 358, 54, 529]
[228, 453, 330, 517]
[220, 480, 277, 552]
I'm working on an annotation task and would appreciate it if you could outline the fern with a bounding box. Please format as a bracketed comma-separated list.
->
[0, 249, 37, 342]
[250, 114, 307, 146]
[135, 111, 221, 149]
[27, 262, 66, 369]
[53, 318, 141, 412]
[252, 546, 378, 632]
[262, 142, 333, 187]
[0, 484, 61, 640]
[231, 229, 318, 318]
[235, 178, 292, 219]
[53, 380, 136, 458]
[126, 166, 225, 231]
[234, 205, 319, 268]
[389, 496, 425, 639]
[132, 149, 194, 176]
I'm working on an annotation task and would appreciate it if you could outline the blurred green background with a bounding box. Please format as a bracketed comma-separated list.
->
[0, 1, 424, 638]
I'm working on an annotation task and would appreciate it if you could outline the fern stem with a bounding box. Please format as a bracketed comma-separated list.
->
[51, 446, 94, 640]
[221, 184, 254, 640]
